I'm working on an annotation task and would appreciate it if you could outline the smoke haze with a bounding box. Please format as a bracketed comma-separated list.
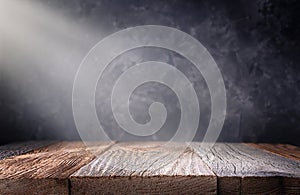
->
[0, 0, 299, 145]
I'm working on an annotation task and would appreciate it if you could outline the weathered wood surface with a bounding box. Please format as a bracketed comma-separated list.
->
[190, 143, 300, 194]
[246, 143, 300, 161]
[0, 142, 300, 194]
[0, 141, 54, 160]
[71, 142, 217, 194]
[0, 141, 114, 195]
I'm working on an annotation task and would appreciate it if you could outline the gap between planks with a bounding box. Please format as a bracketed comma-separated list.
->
[190, 143, 300, 195]
[0, 141, 115, 195]
[1, 142, 300, 195]
[70, 142, 217, 195]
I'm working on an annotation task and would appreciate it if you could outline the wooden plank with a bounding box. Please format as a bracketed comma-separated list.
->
[71, 142, 217, 194]
[0, 141, 55, 160]
[246, 143, 300, 161]
[0, 141, 114, 195]
[190, 143, 300, 194]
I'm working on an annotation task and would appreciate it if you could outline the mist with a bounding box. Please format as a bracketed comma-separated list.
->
[0, 0, 299, 145]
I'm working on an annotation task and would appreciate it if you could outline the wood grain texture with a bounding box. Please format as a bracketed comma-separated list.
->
[0, 141, 114, 195]
[190, 143, 300, 195]
[1, 142, 299, 194]
[0, 141, 54, 160]
[71, 142, 217, 194]
[246, 143, 300, 161]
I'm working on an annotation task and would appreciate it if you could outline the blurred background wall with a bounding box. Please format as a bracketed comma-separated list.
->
[0, 0, 299, 145]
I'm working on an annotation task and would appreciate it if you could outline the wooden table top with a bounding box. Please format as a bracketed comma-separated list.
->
[0, 141, 299, 195]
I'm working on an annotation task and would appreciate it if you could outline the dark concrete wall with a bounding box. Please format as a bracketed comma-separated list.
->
[0, 0, 299, 145]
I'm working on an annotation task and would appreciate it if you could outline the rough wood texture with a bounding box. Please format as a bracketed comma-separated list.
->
[0, 141, 114, 195]
[246, 143, 300, 161]
[0, 141, 54, 160]
[1, 142, 300, 194]
[190, 143, 300, 194]
[71, 142, 217, 194]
